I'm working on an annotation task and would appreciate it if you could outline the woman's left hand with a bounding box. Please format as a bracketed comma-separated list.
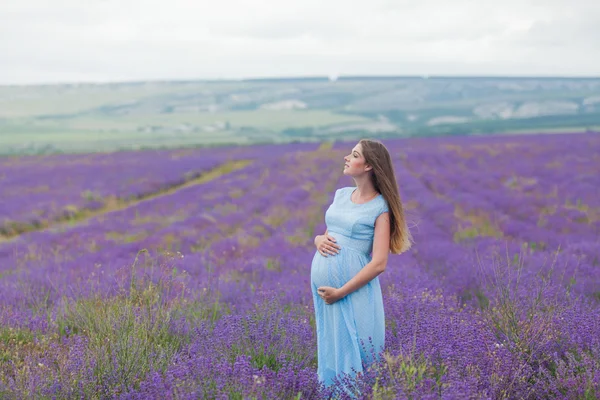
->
[317, 286, 344, 304]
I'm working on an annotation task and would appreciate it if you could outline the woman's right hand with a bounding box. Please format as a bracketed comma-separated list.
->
[315, 234, 341, 257]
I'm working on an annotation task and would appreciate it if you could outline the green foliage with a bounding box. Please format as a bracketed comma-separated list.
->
[538, 348, 600, 399]
[80, 190, 103, 202]
[475, 289, 490, 310]
[0, 327, 35, 346]
[524, 241, 547, 251]
[474, 247, 576, 397]
[453, 220, 503, 242]
[227, 300, 317, 373]
[0, 328, 38, 364]
[371, 351, 448, 399]
[265, 257, 281, 271]
[52, 250, 201, 394]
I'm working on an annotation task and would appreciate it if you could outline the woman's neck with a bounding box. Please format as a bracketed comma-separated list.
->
[353, 178, 378, 200]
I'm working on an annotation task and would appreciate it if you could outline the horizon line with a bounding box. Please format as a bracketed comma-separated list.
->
[2, 73, 600, 87]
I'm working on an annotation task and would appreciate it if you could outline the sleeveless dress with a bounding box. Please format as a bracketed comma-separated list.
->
[310, 186, 389, 387]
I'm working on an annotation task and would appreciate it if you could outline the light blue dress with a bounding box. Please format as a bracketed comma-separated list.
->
[310, 186, 389, 386]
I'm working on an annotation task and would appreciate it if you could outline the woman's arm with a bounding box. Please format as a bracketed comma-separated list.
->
[317, 213, 390, 304]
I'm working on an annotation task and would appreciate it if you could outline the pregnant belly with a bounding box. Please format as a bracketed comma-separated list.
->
[310, 248, 370, 288]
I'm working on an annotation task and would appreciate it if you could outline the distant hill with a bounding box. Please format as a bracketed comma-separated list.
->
[1, 76, 599, 155]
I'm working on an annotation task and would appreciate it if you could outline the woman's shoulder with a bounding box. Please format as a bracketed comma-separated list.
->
[333, 186, 349, 200]
[377, 193, 389, 213]
[335, 186, 352, 196]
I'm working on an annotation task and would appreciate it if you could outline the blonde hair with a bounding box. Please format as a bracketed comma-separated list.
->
[360, 139, 413, 254]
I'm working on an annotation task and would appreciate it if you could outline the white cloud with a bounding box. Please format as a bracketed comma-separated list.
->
[0, 0, 598, 84]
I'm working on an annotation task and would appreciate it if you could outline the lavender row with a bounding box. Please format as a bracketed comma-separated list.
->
[0, 143, 319, 234]
[0, 146, 340, 313]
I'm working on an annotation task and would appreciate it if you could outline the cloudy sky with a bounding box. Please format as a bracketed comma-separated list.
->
[1, 0, 599, 84]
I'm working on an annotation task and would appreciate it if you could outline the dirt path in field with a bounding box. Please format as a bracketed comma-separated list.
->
[0, 159, 253, 243]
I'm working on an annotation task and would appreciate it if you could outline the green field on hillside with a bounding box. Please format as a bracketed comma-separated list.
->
[1, 77, 599, 155]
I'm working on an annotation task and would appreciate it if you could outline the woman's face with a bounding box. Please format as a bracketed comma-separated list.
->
[343, 143, 371, 176]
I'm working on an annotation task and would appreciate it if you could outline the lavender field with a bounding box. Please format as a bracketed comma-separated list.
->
[1, 132, 599, 399]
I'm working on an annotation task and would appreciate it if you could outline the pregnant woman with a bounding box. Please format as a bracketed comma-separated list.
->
[310, 139, 413, 388]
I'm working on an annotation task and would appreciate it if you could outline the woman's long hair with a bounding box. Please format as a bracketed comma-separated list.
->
[360, 139, 413, 254]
